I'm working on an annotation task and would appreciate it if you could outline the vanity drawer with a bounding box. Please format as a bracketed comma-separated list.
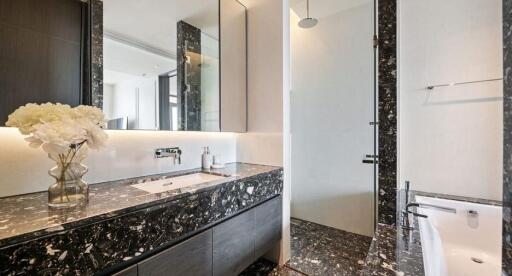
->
[137, 229, 213, 276]
[212, 209, 256, 276]
[255, 196, 282, 257]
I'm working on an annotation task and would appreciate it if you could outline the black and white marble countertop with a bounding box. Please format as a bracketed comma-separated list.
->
[0, 163, 280, 247]
[362, 190, 502, 276]
[0, 163, 283, 275]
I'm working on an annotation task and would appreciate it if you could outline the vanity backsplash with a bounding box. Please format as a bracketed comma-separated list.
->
[0, 128, 237, 197]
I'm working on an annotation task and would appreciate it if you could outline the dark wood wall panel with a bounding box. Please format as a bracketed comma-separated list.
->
[0, 0, 82, 124]
[0, 0, 81, 42]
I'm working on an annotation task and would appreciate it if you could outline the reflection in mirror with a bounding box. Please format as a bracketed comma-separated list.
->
[102, 0, 220, 131]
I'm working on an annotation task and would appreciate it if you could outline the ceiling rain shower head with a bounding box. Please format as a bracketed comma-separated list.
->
[298, 0, 318, 29]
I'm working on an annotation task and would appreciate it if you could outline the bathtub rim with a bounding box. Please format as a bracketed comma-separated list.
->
[408, 191, 503, 276]
[362, 189, 503, 275]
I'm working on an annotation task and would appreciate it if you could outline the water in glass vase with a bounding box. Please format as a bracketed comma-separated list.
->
[47, 147, 89, 208]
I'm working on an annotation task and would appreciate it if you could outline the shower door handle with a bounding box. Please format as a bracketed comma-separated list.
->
[362, 154, 378, 164]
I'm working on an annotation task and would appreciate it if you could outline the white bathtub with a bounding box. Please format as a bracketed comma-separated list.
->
[415, 196, 502, 276]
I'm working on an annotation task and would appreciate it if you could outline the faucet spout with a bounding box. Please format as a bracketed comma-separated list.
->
[154, 147, 182, 165]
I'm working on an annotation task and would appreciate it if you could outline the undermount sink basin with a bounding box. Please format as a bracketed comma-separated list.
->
[130, 173, 227, 194]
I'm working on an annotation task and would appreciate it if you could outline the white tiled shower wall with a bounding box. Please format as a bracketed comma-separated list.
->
[398, 0, 503, 201]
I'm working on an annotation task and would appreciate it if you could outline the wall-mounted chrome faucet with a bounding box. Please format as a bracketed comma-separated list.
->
[155, 147, 182, 165]
[401, 181, 457, 230]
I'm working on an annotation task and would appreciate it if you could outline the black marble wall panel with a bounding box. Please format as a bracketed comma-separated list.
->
[504, 0, 512, 274]
[90, 0, 103, 109]
[177, 21, 202, 131]
[377, 0, 398, 225]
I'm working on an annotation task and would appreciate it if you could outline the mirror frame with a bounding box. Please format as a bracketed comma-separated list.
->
[87, 0, 104, 110]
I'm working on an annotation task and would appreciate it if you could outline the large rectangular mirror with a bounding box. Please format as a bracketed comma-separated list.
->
[0, 0, 247, 132]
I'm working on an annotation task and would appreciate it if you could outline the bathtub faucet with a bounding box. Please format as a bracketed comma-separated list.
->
[401, 203, 428, 230]
[401, 202, 457, 230]
[404, 203, 428, 217]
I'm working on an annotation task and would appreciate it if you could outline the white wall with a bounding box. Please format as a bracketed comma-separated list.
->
[236, 0, 285, 165]
[289, 3, 374, 237]
[236, 133, 283, 166]
[0, 128, 236, 197]
[240, 0, 284, 134]
[237, 0, 289, 264]
[398, 0, 503, 200]
[107, 76, 159, 130]
[103, 84, 115, 118]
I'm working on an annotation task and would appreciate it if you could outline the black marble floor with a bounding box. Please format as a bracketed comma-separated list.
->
[239, 258, 304, 276]
[239, 218, 372, 276]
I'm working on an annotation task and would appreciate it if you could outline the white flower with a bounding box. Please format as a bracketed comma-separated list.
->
[24, 136, 43, 148]
[73, 105, 106, 127]
[32, 119, 87, 154]
[5, 103, 74, 134]
[6, 103, 108, 155]
[74, 118, 108, 150]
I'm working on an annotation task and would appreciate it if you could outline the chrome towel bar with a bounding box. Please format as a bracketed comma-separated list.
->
[426, 77, 502, 90]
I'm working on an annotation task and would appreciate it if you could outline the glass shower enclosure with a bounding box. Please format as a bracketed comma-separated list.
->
[290, 0, 378, 237]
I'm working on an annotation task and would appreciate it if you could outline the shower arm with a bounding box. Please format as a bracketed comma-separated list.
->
[307, 0, 309, 18]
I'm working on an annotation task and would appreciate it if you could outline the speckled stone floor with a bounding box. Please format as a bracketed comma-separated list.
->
[239, 258, 305, 276]
[239, 218, 372, 276]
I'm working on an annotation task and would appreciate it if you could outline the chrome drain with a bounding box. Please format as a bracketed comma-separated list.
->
[471, 257, 484, 264]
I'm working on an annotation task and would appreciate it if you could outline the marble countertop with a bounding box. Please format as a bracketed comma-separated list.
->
[362, 190, 502, 275]
[0, 163, 282, 247]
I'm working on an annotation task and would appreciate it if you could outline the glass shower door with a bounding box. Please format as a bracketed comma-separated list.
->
[290, 0, 377, 237]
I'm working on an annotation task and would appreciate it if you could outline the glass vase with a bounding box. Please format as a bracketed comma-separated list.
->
[47, 147, 89, 208]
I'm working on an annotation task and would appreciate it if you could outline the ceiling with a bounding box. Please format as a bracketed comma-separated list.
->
[103, 0, 218, 85]
[103, 38, 176, 85]
[290, 0, 372, 19]
[103, 0, 219, 55]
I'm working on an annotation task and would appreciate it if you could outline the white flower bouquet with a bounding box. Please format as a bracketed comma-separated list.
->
[6, 103, 108, 208]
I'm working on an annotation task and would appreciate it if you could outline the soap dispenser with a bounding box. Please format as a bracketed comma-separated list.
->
[202, 147, 211, 169]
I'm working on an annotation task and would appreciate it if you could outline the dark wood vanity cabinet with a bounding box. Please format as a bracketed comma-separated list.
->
[213, 209, 256, 276]
[138, 230, 213, 276]
[212, 196, 283, 276]
[254, 195, 283, 258]
[112, 196, 282, 276]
